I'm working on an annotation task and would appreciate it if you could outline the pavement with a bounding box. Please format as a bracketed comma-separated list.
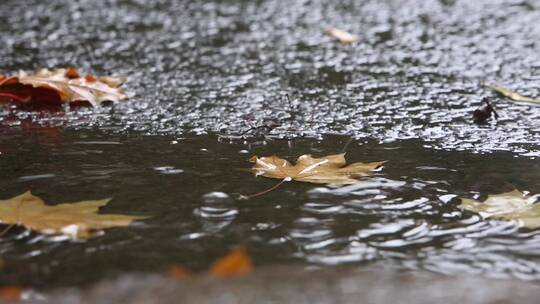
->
[41, 266, 540, 304]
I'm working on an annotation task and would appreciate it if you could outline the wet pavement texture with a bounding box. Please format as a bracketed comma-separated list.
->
[1, 0, 540, 294]
[1, 0, 540, 153]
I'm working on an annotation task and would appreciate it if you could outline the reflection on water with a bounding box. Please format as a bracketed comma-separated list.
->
[1, 130, 540, 287]
[194, 192, 238, 233]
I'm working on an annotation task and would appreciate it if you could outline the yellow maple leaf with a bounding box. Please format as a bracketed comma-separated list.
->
[459, 190, 540, 229]
[0, 191, 148, 239]
[250, 153, 385, 184]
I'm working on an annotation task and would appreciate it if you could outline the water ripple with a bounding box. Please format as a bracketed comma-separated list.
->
[193, 192, 237, 233]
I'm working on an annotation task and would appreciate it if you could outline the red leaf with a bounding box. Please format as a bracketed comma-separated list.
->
[0, 68, 127, 109]
[209, 245, 253, 278]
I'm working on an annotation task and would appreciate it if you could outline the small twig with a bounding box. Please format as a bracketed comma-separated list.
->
[238, 125, 261, 136]
[239, 177, 291, 200]
[238, 122, 281, 137]
[285, 93, 292, 109]
[484, 99, 499, 119]
[341, 137, 354, 153]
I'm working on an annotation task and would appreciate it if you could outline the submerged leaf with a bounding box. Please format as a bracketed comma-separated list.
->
[0, 191, 148, 239]
[0, 287, 23, 301]
[167, 245, 253, 279]
[483, 82, 540, 104]
[168, 265, 192, 280]
[210, 245, 253, 277]
[459, 190, 540, 228]
[250, 153, 385, 184]
[323, 26, 358, 44]
[0, 68, 127, 107]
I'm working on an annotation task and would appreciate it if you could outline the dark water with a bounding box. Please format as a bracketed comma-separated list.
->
[1, 0, 540, 288]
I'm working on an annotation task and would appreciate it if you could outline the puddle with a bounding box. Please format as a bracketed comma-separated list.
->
[1, 0, 540, 289]
[1, 129, 540, 287]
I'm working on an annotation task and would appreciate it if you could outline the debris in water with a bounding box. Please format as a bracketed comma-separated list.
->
[323, 26, 358, 44]
[0, 191, 148, 239]
[250, 153, 385, 184]
[459, 190, 540, 229]
[473, 97, 498, 124]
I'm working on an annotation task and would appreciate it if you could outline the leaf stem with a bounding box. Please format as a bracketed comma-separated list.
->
[239, 177, 290, 200]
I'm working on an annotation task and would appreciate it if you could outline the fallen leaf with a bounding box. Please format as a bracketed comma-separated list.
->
[459, 190, 540, 228]
[210, 245, 253, 277]
[0, 191, 148, 239]
[323, 26, 358, 44]
[168, 264, 192, 280]
[483, 82, 540, 104]
[250, 153, 385, 184]
[0, 286, 23, 301]
[0, 68, 127, 107]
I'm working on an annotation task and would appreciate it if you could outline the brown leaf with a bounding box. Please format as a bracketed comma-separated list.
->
[0, 191, 148, 239]
[459, 190, 540, 229]
[0, 68, 127, 107]
[250, 153, 385, 184]
[168, 265, 192, 280]
[210, 245, 253, 278]
[323, 26, 358, 44]
[0, 286, 23, 301]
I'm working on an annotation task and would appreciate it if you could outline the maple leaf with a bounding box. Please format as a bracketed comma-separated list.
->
[250, 153, 385, 184]
[483, 82, 540, 105]
[0, 68, 127, 107]
[323, 26, 358, 44]
[0, 191, 148, 239]
[209, 245, 253, 277]
[459, 190, 540, 229]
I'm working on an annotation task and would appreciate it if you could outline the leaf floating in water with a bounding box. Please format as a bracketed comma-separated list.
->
[0, 191, 148, 239]
[483, 82, 540, 105]
[323, 26, 358, 44]
[459, 190, 540, 229]
[250, 153, 385, 184]
[210, 245, 253, 278]
[0, 68, 127, 108]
